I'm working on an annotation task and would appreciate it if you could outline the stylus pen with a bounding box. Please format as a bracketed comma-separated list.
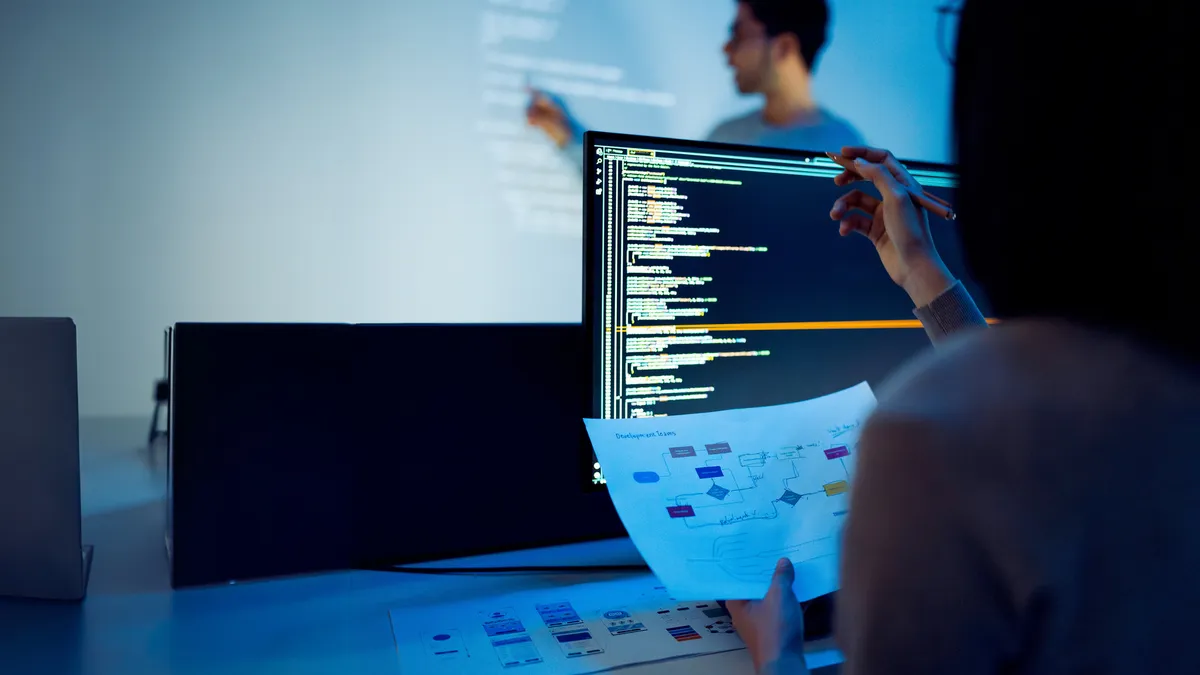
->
[825, 152, 957, 221]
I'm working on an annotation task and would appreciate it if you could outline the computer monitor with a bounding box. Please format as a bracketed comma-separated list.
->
[583, 131, 988, 486]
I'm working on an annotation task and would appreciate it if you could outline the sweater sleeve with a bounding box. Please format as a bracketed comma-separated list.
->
[912, 280, 989, 343]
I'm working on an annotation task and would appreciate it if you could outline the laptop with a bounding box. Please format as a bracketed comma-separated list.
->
[0, 318, 92, 601]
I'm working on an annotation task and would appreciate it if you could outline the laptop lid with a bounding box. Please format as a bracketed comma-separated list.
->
[0, 317, 85, 601]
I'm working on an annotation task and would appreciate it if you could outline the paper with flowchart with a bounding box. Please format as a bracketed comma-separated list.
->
[584, 382, 877, 602]
[389, 574, 748, 674]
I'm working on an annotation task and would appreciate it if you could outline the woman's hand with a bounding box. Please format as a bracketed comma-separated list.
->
[829, 146, 956, 308]
[727, 558, 809, 674]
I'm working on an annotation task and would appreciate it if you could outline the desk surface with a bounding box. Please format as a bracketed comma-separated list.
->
[0, 418, 842, 675]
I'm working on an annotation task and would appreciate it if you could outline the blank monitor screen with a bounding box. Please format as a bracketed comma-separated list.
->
[583, 132, 987, 486]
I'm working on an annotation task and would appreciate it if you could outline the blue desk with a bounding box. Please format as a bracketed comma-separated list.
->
[0, 420, 843, 675]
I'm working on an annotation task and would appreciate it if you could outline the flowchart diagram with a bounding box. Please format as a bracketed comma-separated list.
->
[633, 433, 858, 590]
[585, 381, 878, 600]
[632, 436, 853, 528]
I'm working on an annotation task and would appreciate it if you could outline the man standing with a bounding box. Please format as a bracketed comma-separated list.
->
[707, 0, 861, 149]
[527, 1, 862, 153]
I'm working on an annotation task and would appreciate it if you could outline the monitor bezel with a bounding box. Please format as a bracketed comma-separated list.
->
[580, 130, 959, 489]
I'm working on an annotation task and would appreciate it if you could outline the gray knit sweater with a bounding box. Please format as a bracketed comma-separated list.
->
[766, 282, 1198, 675]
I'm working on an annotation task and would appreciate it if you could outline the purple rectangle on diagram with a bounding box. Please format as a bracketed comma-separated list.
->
[824, 446, 849, 460]
[666, 505, 695, 518]
[669, 446, 696, 458]
[705, 442, 731, 455]
[695, 466, 723, 479]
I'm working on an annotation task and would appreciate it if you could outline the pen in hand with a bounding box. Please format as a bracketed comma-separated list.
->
[825, 152, 956, 221]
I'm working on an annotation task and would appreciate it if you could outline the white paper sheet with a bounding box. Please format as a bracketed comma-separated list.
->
[584, 382, 877, 601]
[389, 575, 746, 674]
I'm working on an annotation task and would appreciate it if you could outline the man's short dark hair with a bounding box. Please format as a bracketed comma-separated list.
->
[742, 0, 830, 71]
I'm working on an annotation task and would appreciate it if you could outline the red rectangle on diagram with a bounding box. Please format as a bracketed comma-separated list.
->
[824, 446, 849, 460]
[666, 505, 695, 518]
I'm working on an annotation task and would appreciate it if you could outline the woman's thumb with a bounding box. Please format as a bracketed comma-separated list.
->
[772, 558, 795, 587]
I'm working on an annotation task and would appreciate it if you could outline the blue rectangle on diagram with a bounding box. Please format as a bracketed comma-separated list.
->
[695, 466, 723, 479]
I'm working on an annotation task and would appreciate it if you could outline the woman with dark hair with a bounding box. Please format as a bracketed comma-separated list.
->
[727, 1, 1195, 673]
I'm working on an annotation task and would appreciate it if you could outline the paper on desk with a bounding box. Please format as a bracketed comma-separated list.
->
[584, 382, 877, 602]
[389, 574, 747, 674]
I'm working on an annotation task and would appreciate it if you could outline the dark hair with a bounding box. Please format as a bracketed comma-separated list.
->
[742, 0, 829, 72]
[952, 0, 1192, 362]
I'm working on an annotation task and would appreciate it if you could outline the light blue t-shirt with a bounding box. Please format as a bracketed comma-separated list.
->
[562, 107, 863, 168]
[705, 108, 863, 152]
